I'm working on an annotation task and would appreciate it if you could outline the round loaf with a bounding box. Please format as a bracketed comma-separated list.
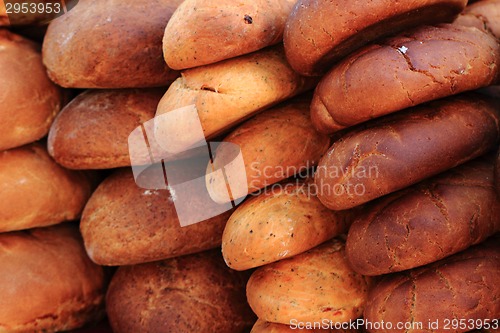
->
[315, 94, 500, 210]
[454, 0, 500, 39]
[154, 45, 318, 154]
[364, 238, 500, 333]
[80, 166, 232, 266]
[0, 29, 62, 151]
[42, 0, 181, 88]
[0, 224, 106, 333]
[0, 143, 94, 233]
[284, 0, 467, 76]
[206, 96, 330, 202]
[246, 239, 371, 325]
[48, 88, 165, 169]
[163, 0, 296, 69]
[106, 249, 255, 333]
[311, 24, 500, 134]
[222, 181, 352, 271]
[346, 158, 500, 276]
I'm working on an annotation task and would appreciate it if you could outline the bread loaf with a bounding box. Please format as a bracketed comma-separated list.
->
[206, 95, 330, 202]
[80, 165, 232, 266]
[163, 0, 296, 69]
[284, 0, 467, 76]
[222, 180, 353, 271]
[0, 143, 94, 232]
[48, 88, 165, 169]
[154, 45, 318, 154]
[42, 0, 181, 88]
[315, 94, 500, 210]
[0, 224, 106, 333]
[346, 158, 500, 276]
[311, 24, 500, 134]
[246, 239, 371, 325]
[364, 238, 500, 333]
[106, 249, 255, 333]
[454, 0, 500, 39]
[0, 29, 62, 151]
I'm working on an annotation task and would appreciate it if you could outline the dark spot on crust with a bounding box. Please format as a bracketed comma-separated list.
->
[244, 15, 253, 24]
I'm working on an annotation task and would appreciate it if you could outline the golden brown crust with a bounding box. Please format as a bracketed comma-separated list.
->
[207, 96, 330, 202]
[0, 224, 106, 333]
[0, 143, 94, 233]
[42, 0, 181, 88]
[346, 158, 500, 276]
[163, 0, 296, 69]
[0, 29, 62, 151]
[364, 238, 500, 333]
[284, 0, 467, 76]
[454, 0, 500, 39]
[311, 24, 500, 134]
[47, 88, 165, 169]
[154, 45, 318, 153]
[106, 250, 255, 333]
[246, 239, 371, 325]
[80, 166, 232, 266]
[315, 94, 500, 211]
[222, 182, 352, 271]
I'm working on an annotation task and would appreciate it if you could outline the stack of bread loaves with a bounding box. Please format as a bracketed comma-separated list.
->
[1, 0, 499, 332]
[0, 13, 107, 332]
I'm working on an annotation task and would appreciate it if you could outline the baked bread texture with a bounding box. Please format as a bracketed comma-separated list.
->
[0, 29, 62, 151]
[163, 0, 296, 69]
[222, 181, 353, 271]
[364, 238, 500, 333]
[315, 94, 500, 210]
[42, 0, 181, 88]
[206, 95, 330, 202]
[0, 143, 94, 232]
[311, 24, 500, 134]
[0, 224, 107, 333]
[48, 88, 165, 169]
[454, 0, 500, 39]
[246, 239, 371, 325]
[81, 165, 232, 266]
[346, 158, 500, 275]
[106, 249, 255, 333]
[154, 45, 318, 154]
[284, 0, 467, 76]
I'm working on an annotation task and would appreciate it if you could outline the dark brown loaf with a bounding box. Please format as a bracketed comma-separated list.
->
[314, 94, 500, 211]
[106, 249, 255, 333]
[206, 96, 330, 202]
[0, 224, 106, 333]
[163, 0, 296, 69]
[42, 0, 181, 88]
[364, 238, 500, 333]
[284, 0, 467, 76]
[346, 158, 500, 276]
[0, 143, 94, 233]
[80, 166, 232, 266]
[454, 0, 500, 39]
[48, 89, 165, 169]
[311, 24, 500, 134]
[0, 29, 62, 151]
